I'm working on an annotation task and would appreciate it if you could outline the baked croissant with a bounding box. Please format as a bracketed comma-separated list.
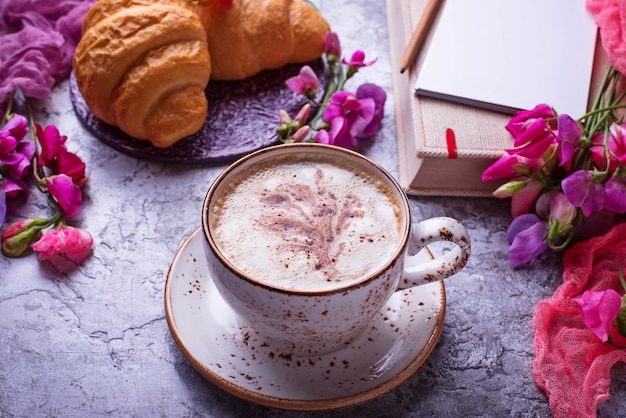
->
[73, 0, 330, 148]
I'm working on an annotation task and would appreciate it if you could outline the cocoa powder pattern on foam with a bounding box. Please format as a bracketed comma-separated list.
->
[255, 168, 364, 282]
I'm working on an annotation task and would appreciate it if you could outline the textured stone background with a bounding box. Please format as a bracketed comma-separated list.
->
[2, 1, 625, 417]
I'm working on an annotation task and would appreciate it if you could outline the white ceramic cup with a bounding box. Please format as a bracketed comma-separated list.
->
[202, 143, 470, 354]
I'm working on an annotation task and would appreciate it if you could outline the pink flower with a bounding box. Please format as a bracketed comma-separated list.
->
[506, 213, 549, 267]
[586, 0, 626, 76]
[32, 225, 93, 267]
[45, 174, 82, 217]
[505, 104, 555, 138]
[2, 178, 29, 211]
[285, 65, 319, 99]
[506, 118, 556, 159]
[36, 123, 66, 167]
[590, 123, 626, 174]
[510, 178, 544, 218]
[324, 32, 341, 58]
[562, 170, 605, 216]
[555, 114, 584, 167]
[2, 114, 28, 140]
[56, 147, 88, 187]
[355, 83, 387, 137]
[341, 50, 377, 69]
[573, 289, 623, 342]
[322, 91, 376, 148]
[483, 153, 544, 183]
[604, 175, 626, 213]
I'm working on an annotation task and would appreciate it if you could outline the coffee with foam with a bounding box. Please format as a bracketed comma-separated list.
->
[209, 153, 404, 291]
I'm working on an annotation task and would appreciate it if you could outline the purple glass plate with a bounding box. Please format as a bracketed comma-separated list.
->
[69, 60, 325, 164]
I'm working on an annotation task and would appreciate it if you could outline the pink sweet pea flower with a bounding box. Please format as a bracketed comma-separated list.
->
[36, 123, 67, 167]
[2, 114, 29, 140]
[573, 289, 623, 342]
[355, 83, 387, 137]
[341, 50, 377, 69]
[56, 147, 88, 187]
[322, 91, 376, 148]
[45, 174, 82, 217]
[506, 117, 556, 159]
[324, 32, 341, 59]
[285, 65, 320, 99]
[510, 178, 544, 218]
[482, 153, 544, 182]
[556, 114, 584, 167]
[506, 213, 549, 267]
[505, 104, 555, 138]
[2, 178, 29, 211]
[590, 123, 626, 174]
[604, 175, 626, 213]
[32, 225, 94, 269]
[561, 170, 605, 217]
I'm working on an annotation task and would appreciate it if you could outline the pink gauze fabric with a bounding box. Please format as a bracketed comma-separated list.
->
[586, 0, 626, 76]
[533, 222, 626, 417]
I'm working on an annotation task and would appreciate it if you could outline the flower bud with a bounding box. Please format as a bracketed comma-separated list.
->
[1, 218, 47, 257]
[290, 126, 311, 143]
[278, 109, 291, 125]
[294, 104, 311, 126]
[493, 180, 527, 199]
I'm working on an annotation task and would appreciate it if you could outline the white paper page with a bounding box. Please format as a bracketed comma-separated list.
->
[414, 0, 597, 116]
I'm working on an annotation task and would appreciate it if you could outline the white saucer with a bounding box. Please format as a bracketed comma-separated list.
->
[164, 227, 446, 411]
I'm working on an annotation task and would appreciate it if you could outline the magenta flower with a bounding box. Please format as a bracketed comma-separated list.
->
[355, 83, 387, 137]
[36, 123, 67, 167]
[482, 153, 544, 182]
[506, 213, 550, 267]
[285, 65, 320, 99]
[604, 176, 626, 213]
[45, 174, 82, 217]
[556, 114, 583, 167]
[573, 289, 623, 342]
[506, 104, 555, 138]
[590, 123, 626, 174]
[323, 91, 376, 148]
[32, 225, 93, 266]
[510, 178, 544, 218]
[506, 117, 556, 159]
[0, 133, 18, 155]
[341, 50, 377, 69]
[2, 178, 29, 210]
[55, 147, 88, 187]
[561, 170, 605, 217]
[324, 31, 341, 58]
[314, 129, 331, 145]
[2, 114, 28, 140]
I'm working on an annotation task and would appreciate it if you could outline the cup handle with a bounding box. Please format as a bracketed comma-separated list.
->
[397, 217, 470, 290]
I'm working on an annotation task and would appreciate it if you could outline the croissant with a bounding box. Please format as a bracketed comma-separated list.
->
[72, 0, 330, 148]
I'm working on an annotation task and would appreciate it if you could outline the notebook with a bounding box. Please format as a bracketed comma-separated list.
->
[414, 0, 597, 116]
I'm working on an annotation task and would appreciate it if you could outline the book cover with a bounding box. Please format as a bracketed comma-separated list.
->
[386, 0, 605, 197]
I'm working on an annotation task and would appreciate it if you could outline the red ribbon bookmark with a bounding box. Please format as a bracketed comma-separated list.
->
[445, 128, 458, 159]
